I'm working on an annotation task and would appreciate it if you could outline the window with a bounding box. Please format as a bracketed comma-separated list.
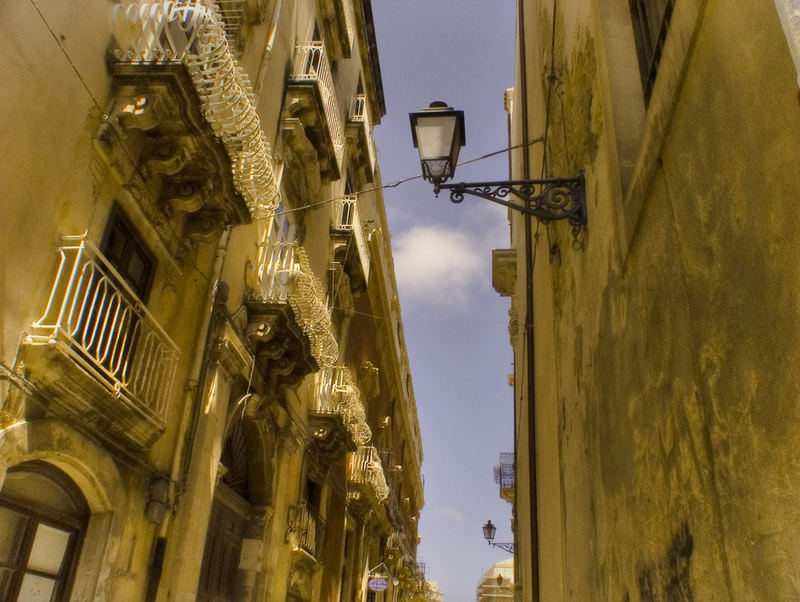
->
[305, 477, 322, 514]
[72, 206, 155, 380]
[0, 463, 88, 602]
[629, 0, 675, 103]
[100, 206, 155, 301]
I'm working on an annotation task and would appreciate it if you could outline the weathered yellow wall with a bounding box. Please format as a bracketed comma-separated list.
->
[507, 0, 800, 599]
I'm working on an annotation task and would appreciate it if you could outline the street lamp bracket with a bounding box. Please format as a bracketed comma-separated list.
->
[435, 176, 586, 234]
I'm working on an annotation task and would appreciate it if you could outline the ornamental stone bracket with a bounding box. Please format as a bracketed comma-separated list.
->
[211, 322, 254, 380]
[245, 301, 319, 392]
[280, 117, 324, 208]
[97, 64, 250, 254]
[287, 553, 319, 601]
[282, 88, 339, 182]
[330, 238, 366, 294]
[357, 362, 380, 402]
[306, 415, 357, 480]
[491, 248, 517, 297]
[345, 120, 374, 187]
[346, 485, 389, 528]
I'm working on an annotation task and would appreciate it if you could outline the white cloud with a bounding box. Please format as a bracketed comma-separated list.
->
[436, 506, 467, 523]
[392, 226, 485, 309]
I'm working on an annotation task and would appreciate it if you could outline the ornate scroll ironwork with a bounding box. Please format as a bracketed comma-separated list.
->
[436, 175, 586, 233]
[112, 0, 282, 219]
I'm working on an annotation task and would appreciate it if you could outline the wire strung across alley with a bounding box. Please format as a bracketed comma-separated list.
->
[273, 136, 546, 217]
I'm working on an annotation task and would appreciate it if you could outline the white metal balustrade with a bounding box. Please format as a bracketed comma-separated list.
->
[112, 0, 282, 219]
[27, 235, 178, 427]
[348, 446, 389, 502]
[332, 196, 371, 283]
[255, 240, 298, 303]
[288, 501, 326, 560]
[312, 366, 371, 445]
[253, 237, 339, 366]
[291, 41, 344, 172]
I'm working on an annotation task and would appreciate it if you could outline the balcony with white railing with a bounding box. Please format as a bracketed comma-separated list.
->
[111, 0, 282, 219]
[348, 94, 378, 182]
[246, 237, 339, 387]
[288, 500, 327, 562]
[287, 41, 344, 180]
[347, 446, 390, 505]
[312, 366, 371, 446]
[331, 196, 370, 287]
[20, 235, 179, 450]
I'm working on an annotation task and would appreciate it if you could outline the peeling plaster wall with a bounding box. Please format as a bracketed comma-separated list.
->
[509, 0, 800, 600]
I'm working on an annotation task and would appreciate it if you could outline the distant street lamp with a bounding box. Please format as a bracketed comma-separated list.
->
[482, 520, 515, 554]
[409, 101, 587, 232]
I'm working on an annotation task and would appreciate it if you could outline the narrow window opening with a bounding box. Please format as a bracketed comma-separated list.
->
[629, 0, 675, 103]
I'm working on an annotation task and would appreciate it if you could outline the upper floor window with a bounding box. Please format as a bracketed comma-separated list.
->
[629, 0, 675, 103]
[100, 206, 155, 302]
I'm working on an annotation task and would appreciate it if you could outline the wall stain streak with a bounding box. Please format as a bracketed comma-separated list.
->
[638, 523, 694, 602]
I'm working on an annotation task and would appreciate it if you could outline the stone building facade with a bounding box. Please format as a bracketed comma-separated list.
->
[476, 558, 514, 602]
[0, 1, 424, 600]
[494, 0, 800, 600]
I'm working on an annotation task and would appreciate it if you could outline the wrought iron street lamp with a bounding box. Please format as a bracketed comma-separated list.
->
[410, 102, 587, 232]
[408, 101, 465, 186]
[482, 519, 515, 554]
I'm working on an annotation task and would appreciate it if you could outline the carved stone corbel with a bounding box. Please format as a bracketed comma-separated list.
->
[358, 362, 380, 401]
[142, 135, 195, 176]
[112, 95, 160, 131]
[281, 117, 323, 204]
[245, 302, 318, 390]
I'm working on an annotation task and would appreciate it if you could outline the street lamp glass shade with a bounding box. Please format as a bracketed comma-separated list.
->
[409, 102, 465, 185]
[482, 519, 497, 542]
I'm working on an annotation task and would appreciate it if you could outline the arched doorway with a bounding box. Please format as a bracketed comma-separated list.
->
[0, 461, 89, 601]
[197, 393, 275, 601]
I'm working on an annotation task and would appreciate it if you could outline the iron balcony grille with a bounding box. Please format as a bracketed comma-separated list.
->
[494, 452, 515, 489]
[111, 0, 282, 218]
[288, 500, 327, 560]
[27, 235, 178, 427]
[312, 366, 371, 445]
[290, 41, 344, 174]
[252, 237, 339, 366]
[347, 446, 389, 502]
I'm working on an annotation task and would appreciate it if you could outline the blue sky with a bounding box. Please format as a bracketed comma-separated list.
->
[370, 2, 518, 600]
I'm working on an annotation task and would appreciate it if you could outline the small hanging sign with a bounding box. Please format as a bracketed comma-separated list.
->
[368, 576, 389, 591]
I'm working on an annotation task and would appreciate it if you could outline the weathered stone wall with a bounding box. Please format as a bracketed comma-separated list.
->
[508, 0, 800, 599]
